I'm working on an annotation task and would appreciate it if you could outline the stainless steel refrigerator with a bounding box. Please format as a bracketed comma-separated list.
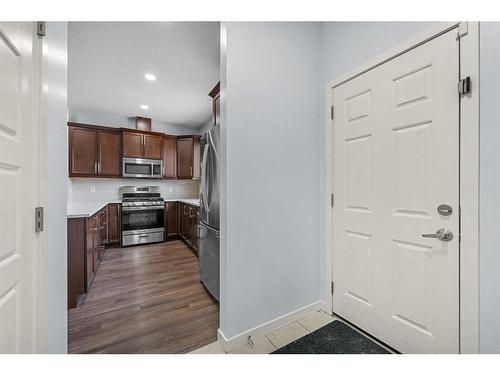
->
[198, 124, 220, 301]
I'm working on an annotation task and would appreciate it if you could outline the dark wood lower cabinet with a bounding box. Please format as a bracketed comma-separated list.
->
[178, 202, 199, 255]
[107, 203, 121, 245]
[85, 216, 95, 292]
[67, 218, 86, 309]
[68, 203, 121, 309]
[165, 202, 178, 238]
[68, 201, 198, 309]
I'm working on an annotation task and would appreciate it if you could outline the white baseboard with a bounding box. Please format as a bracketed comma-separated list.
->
[217, 300, 326, 352]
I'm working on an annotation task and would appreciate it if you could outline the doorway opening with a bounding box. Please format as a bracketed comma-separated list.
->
[66, 22, 221, 354]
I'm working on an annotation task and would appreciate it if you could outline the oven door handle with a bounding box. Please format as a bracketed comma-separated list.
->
[122, 206, 165, 212]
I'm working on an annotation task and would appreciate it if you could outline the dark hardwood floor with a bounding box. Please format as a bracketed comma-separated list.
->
[68, 240, 219, 354]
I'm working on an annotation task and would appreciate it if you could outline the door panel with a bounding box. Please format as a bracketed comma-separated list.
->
[200, 128, 220, 228]
[122, 132, 143, 158]
[199, 222, 220, 301]
[86, 217, 95, 291]
[107, 203, 121, 244]
[98, 130, 121, 176]
[331, 29, 459, 353]
[165, 202, 178, 236]
[163, 137, 177, 179]
[69, 126, 97, 176]
[143, 134, 162, 160]
[177, 138, 193, 179]
[0, 22, 36, 353]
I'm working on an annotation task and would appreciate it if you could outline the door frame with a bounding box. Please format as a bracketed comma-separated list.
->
[324, 22, 479, 354]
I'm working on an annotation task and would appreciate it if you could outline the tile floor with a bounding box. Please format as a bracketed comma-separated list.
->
[189, 310, 337, 354]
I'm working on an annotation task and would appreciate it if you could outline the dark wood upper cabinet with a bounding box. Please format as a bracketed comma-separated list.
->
[144, 134, 163, 159]
[177, 136, 200, 179]
[107, 203, 121, 245]
[123, 130, 163, 160]
[69, 122, 200, 180]
[122, 131, 144, 158]
[163, 136, 177, 179]
[97, 129, 121, 177]
[69, 126, 98, 176]
[69, 123, 121, 178]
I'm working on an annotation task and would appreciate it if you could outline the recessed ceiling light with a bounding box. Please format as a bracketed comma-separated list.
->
[144, 73, 156, 81]
[140, 104, 149, 110]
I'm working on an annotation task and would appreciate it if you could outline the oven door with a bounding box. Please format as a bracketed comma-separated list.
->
[122, 206, 165, 234]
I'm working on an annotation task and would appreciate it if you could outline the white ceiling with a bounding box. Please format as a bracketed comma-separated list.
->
[68, 22, 220, 128]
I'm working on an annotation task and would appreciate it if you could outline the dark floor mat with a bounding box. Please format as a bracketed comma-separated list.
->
[271, 320, 390, 354]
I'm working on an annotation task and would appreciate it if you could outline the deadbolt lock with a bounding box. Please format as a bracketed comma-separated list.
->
[437, 204, 453, 216]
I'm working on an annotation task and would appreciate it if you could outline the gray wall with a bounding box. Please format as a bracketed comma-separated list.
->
[220, 22, 322, 339]
[45, 22, 68, 353]
[479, 22, 500, 354]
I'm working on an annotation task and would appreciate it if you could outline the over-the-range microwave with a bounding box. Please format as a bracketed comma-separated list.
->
[122, 157, 163, 179]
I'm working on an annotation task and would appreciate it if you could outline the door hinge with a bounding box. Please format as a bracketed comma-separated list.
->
[330, 194, 334, 207]
[331, 281, 334, 295]
[36, 22, 46, 37]
[330, 106, 334, 120]
[458, 77, 471, 96]
[35, 207, 44, 232]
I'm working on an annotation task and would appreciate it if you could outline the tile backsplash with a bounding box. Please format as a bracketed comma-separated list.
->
[68, 178, 200, 204]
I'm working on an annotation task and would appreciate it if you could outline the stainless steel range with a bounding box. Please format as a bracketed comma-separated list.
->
[121, 186, 165, 247]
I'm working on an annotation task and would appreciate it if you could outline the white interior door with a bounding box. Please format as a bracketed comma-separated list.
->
[331, 29, 460, 353]
[0, 22, 38, 353]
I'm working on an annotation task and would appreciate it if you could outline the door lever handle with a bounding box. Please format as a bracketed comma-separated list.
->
[422, 228, 453, 241]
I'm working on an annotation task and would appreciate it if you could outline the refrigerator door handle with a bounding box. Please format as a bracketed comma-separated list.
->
[200, 143, 209, 213]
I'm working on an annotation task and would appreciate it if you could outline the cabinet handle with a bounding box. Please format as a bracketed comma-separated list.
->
[94, 162, 98, 174]
[190, 166, 193, 175]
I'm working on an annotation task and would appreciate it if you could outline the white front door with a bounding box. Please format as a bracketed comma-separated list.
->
[331, 29, 459, 353]
[0, 22, 39, 353]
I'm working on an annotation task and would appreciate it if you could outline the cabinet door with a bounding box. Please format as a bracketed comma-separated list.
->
[192, 137, 200, 179]
[123, 131, 144, 158]
[186, 206, 192, 244]
[99, 208, 108, 250]
[165, 202, 178, 236]
[86, 217, 95, 291]
[144, 134, 163, 159]
[107, 203, 121, 244]
[98, 130, 121, 176]
[163, 137, 177, 179]
[93, 215, 100, 268]
[191, 207, 199, 252]
[179, 203, 187, 240]
[69, 126, 97, 176]
[177, 138, 193, 179]
[67, 218, 86, 309]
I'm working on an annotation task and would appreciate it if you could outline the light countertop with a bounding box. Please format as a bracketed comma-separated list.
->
[170, 198, 200, 207]
[67, 201, 121, 219]
[67, 198, 200, 218]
